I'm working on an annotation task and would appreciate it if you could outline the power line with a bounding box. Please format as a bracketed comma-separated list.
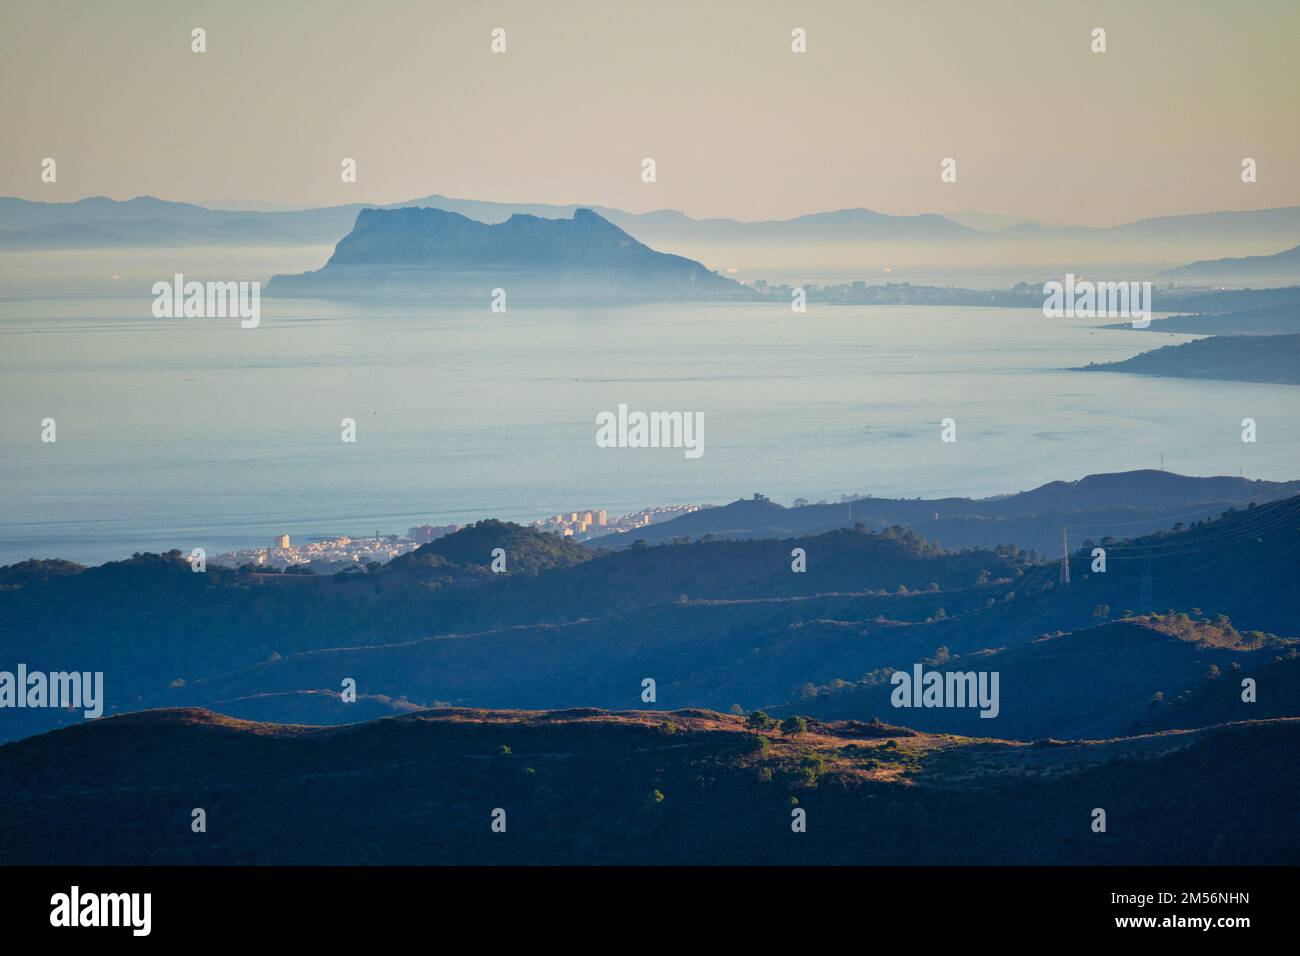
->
[1059, 526, 1070, 586]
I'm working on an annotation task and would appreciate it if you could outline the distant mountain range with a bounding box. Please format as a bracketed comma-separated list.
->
[4, 193, 1300, 278]
[264, 207, 755, 300]
[0, 193, 980, 249]
[0, 195, 357, 245]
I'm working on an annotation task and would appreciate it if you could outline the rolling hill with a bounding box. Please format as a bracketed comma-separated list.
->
[1, 706, 1294, 865]
[795, 616, 1294, 739]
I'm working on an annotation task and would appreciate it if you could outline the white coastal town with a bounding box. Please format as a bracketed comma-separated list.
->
[213, 504, 707, 571]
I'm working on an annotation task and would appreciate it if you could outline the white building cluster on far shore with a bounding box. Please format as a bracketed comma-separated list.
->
[214, 503, 712, 571]
[216, 524, 461, 572]
[531, 504, 707, 541]
[532, 509, 608, 538]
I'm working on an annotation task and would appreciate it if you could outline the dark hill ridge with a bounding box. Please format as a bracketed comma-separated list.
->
[2, 490, 1297, 743]
[588, 471, 1300, 554]
[126, 496, 1300, 737]
[524, 522, 1024, 601]
[387, 519, 599, 576]
[141, 494, 1300, 733]
[1002, 470, 1269, 511]
[266, 207, 756, 301]
[795, 616, 1295, 740]
[1, 706, 1295, 864]
[1132, 653, 1300, 734]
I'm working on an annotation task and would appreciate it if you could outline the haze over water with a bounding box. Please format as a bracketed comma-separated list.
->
[2, 250, 1296, 566]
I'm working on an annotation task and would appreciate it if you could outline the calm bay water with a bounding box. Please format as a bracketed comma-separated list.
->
[1, 249, 1297, 565]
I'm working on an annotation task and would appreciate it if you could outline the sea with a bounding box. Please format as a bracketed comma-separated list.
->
[2, 247, 1297, 565]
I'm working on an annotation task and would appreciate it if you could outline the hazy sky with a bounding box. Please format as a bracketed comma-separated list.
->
[3, 0, 1297, 225]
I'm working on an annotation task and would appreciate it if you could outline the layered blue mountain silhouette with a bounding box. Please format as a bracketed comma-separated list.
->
[6, 193, 1300, 272]
[3, 471, 1296, 744]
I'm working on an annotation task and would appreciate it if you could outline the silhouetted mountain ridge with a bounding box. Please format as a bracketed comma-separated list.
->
[6, 194, 1300, 277]
[1, 483, 1296, 745]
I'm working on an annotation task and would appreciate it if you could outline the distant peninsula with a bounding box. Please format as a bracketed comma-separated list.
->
[1075, 333, 1300, 385]
[1159, 242, 1300, 284]
[1108, 285, 1300, 336]
[266, 207, 757, 302]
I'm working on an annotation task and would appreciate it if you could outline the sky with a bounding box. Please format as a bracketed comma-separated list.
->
[2, 0, 1298, 226]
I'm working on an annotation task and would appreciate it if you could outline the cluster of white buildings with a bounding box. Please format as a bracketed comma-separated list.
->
[532, 509, 609, 538]
[216, 503, 713, 568]
[217, 524, 460, 571]
[532, 504, 707, 541]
